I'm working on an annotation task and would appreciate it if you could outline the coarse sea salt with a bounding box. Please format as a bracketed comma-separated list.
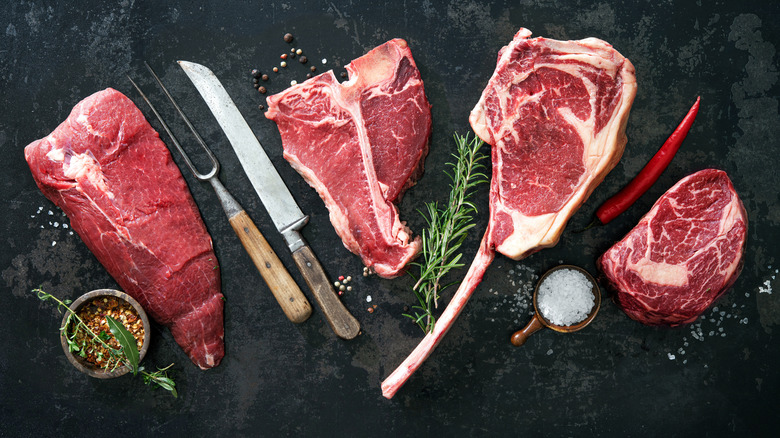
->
[537, 268, 595, 326]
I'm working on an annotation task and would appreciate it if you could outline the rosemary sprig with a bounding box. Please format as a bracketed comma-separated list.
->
[404, 133, 487, 333]
[34, 288, 177, 397]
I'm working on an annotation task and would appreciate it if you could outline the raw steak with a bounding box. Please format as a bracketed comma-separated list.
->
[25, 88, 224, 369]
[598, 169, 747, 326]
[265, 38, 431, 278]
[382, 28, 636, 398]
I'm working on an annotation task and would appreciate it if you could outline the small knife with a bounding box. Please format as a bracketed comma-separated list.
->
[179, 60, 360, 340]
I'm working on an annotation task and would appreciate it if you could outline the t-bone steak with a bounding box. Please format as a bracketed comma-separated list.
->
[598, 169, 747, 326]
[265, 38, 431, 278]
[382, 28, 637, 398]
[25, 88, 224, 369]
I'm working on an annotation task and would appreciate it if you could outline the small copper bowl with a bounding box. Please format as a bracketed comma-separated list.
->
[60, 289, 151, 378]
[511, 265, 601, 346]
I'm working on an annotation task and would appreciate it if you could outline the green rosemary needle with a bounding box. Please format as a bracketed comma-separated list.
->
[405, 133, 487, 333]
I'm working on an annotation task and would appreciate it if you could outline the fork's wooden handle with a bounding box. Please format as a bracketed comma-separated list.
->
[291, 245, 360, 339]
[229, 210, 312, 323]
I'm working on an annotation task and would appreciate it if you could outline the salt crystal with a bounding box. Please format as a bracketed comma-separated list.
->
[668, 353, 676, 360]
[48, 210, 54, 215]
[366, 295, 372, 303]
[321, 58, 327, 64]
[546, 349, 553, 355]
[758, 279, 772, 294]
[51, 241, 56, 246]
[536, 268, 595, 326]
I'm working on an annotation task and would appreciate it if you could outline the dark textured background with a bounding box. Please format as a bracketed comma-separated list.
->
[2, 1, 779, 436]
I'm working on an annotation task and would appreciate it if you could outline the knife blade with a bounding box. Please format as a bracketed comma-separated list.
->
[178, 60, 360, 340]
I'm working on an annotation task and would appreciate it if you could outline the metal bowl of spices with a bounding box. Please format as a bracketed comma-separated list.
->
[511, 265, 601, 346]
[60, 289, 151, 378]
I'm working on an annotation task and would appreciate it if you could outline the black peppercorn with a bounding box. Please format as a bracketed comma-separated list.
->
[283, 33, 293, 43]
[258, 86, 267, 94]
[310, 66, 316, 72]
[251, 69, 261, 78]
[306, 73, 312, 78]
[261, 74, 269, 81]
[299, 55, 308, 64]
[340, 72, 347, 78]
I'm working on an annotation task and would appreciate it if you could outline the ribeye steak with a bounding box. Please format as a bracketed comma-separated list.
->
[25, 88, 224, 369]
[598, 169, 747, 326]
[265, 38, 431, 278]
[382, 28, 637, 398]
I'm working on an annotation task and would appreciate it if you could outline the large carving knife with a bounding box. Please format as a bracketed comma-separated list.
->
[179, 60, 360, 340]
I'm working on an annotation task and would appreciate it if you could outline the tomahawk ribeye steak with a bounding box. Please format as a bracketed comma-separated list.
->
[599, 169, 747, 326]
[382, 28, 637, 398]
[25, 88, 224, 369]
[265, 38, 431, 278]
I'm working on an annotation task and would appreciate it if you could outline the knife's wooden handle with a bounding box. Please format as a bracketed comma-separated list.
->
[291, 245, 360, 339]
[229, 210, 312, 324]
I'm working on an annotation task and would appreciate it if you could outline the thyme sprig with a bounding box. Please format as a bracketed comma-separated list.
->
[34, 288, 177, 397]
[404, 133, 487, 333]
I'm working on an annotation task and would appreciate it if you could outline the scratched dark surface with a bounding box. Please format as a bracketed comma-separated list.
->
[2, 1, 779, 436]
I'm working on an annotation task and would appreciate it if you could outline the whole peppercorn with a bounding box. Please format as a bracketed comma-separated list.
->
[299, 55, 308, 64]
[251, 69, 261, 78]
[340, 72, 347, 78]
[283, 33, 294, 43]
[258, 86, 267, 94]
[310, 66, 316, 72]
[306, 73, 312, 79]
[262, 74, 269, 81]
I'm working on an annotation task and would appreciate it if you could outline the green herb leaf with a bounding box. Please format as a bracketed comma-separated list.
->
[105, 315, 140, 374]
[405, 132, 487, 333]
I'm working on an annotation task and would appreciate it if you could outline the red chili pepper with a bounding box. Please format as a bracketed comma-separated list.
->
[587, 96, 700, 228]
